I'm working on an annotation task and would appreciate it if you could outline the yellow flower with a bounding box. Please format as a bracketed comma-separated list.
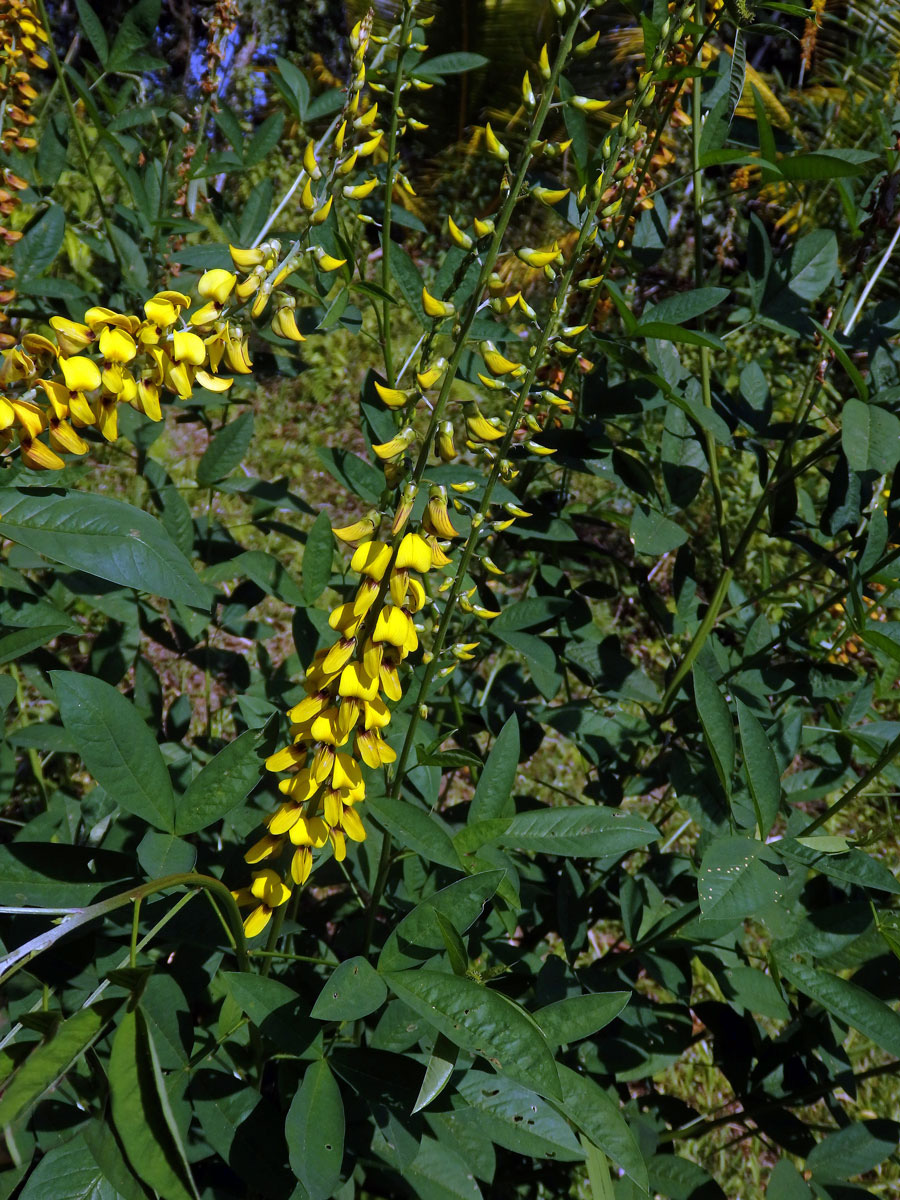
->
[172, 329, 207, 365]
[198, 269, 237, 305]
[422, 286, 455, 319]
[99, 325, 137, 364]
[351, 540, 392, 579]
[396, 531, 432, 573]
[49, 316, 93, 355]
[60, 355, 101, 393]
[144, 291, 191, 327]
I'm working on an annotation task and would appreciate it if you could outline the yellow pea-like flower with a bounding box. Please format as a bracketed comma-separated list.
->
[473, 217, 494, 238]
[343, 176, 379, 200]
[575, 30, 600, 56]
[271, 306, 306, 342]
[396, 531, 433, 573]
[422, 286, 455, 319]
[198, 269, 237, 304]
[516, 243, 561, 269]
[532, 185, 570, 206]
[229, 244, 266, 270]
[60, 355, 101, 393]
[483, 122, 509, 162]
[480, 341, 524, 378]
[195, 370, 233, 393]
[466, 411, 505, 442]
[172, 329, 206, 366]
[372, 426, 415, 460]
[314, 248, 347, 272]
[332, 511, 378, 544]
[570, 95, 609, 113]
[521, 71, 535, 108]
[416, 359, 445, 389]
[311, 195, 334, 225]
[447, 216, 473, 250]
[303, 140, 321, 179]
[373, 380, 414, 409]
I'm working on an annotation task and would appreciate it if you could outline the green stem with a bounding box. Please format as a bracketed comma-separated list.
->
[34, 0, 125, 276]
[659, 287, 853, 713]
[799, 728, 900, 836]
[380, 3, 416, 386]
[0, 872, 251, 987]
[692, 74, 728, 563]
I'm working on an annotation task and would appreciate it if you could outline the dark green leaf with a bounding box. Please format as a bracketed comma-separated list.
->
[302, 511, 335, 603]
[52, 671, 175, 832]
[367, 794, 461, 869]
[736, 701, 782, 837]
[136, 831, 197, 877]
[638, 287, 729, 327]
[244, 113, 285, 168]
[499, 807, 657, 858]
[175, 729, 264, 835]
[468, 714, 519, 823]
[107, 0, 161, 73]
[13, 206, 65, 284]
[698, 836, 786, 921]
[0, 489, 211, 608]
[0, 843, 135, 907]
[378, 870, 505, 971]
[414, 52, 489, 77]
[630, 505, 688, 555]
[807, 1121, 900, 1182]
[841, 399, 900, 475]
[535, 992, 630, 1047]
[196, 412, 254, 486]
[693, 663, 735, 798]
[777, 959, 900, 1058]
[0, 1003, 113, 1127]
[383, 969, 561, 1098]
[286, 1059, 345, 1200]
[413, 1033, 459, 1114]
[557, 1066, 648, 1190]
[0, 624, 70, 665]
[455, 1071, 583, 1161]
[311, 957, 388, 1021]
[108, 1008, 198, 1200]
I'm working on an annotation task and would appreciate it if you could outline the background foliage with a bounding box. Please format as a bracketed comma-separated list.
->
[3, 0, 900, 1198]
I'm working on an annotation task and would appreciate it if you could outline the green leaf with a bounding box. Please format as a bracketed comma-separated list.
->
[387, 242, 427, 325]
[534, 992, 630, 1046]
[414, 52, 489, 77]
[108, 1007, 198, 1200]
[774, 838, 900, 894]
[302, 511, 335, 603]
[435, 911, 469, 976]
[630, 505, 688, 555]
[633, 322, 726, 350]
[728, 29, 746, 122]
[767, 1159, 812, 1199]
[175, 728, 264, 835]
[0, 489, 211, 609]
[404, 1136, 483, 1200]
[136, 830, 197, 877]
[455, 1071, 583, 1161]
[841, 398, 900, 474]
[285, 1059, 345, 1200]
[0, 623, 71, 665]
[777, 958, 900, 1058]
[221, 972, 311, 1053]
[17, 1135, 121, 1200]
[107, 0, 161, 73]
[557, 1066, 648, 1191]
[698, 836, 786, 921]
[693, 663, 735, 798]
[311, 957, 388, 1021]
[384, 969, 561, 1098]
[52, 671, 175, 832]
[75, 0, 109, 63]
[778, 149, 879, 181]
[0, 842, 135, 907]
[736, 701, 781, 837]
[806, 1121, 900, 1182]
[412, 1032, 459, 1114]
[244, 112, 285, 168]
[275, 55, 310, 119]
[316, 446, 384, 504]
[492, 597, 570, 632]
[0, 1003, 113, 1127]
[13, 206, 65, 284]
[379, 870, 505, 971]
[367, 794, 462, 869]
[498, 807, 657, 858]
[196, 411, 254, 486]
[786, 229, 838, 302]
[638, 287, 730, 327]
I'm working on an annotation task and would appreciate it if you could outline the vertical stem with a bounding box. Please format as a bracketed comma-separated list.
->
[381, 3, 416, 386]
[691, 73, 728, 562]
[33, 0, 125, 276]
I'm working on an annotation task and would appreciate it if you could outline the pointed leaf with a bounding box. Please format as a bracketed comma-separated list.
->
[736, 701, 782, 837]
[285, 1059, 345, 1200]
[311, 956, 388, 1021]
[412, 1033, 459, 1114]
[693, 663, 735, 797]
[469, 715, 519, 822]
[175, 728, 264, 835]
[535, 992, 630, 1047]
[52, 671, 175, 832]
[383, 969, 561, 1099]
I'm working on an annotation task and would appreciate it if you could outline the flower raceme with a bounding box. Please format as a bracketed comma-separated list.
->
[0, 247, 311, 470]
[234, 526, 441, 937]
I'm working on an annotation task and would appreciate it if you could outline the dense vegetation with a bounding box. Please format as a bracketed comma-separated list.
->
[2, 0, 900, 1197]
